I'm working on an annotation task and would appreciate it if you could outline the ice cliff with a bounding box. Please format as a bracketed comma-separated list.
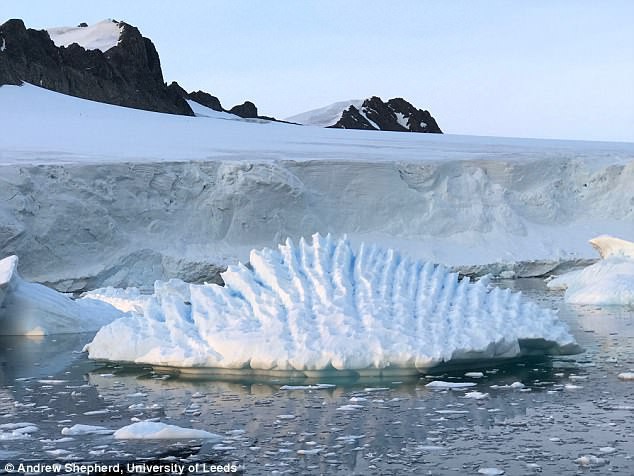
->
[1, 84, 634, 291]
[85, 235, 579, 374]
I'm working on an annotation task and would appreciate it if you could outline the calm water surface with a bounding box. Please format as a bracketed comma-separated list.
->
[0, 279, 632, 475]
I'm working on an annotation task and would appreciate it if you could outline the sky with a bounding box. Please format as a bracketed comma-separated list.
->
[2, 1, 633, 142]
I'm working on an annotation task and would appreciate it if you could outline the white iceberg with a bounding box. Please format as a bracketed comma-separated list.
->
[85, 235, 579, 375]
[0, 255, 123, 335]
[547, 235, 634, 305]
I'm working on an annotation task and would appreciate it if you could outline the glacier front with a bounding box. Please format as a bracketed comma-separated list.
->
[1, 84, 634, 291]
[85, 235, 579, 376]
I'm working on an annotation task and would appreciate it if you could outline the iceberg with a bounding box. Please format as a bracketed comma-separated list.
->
[85, 235, 579, 376]
[0, 255, 123, 335]
[548, 235, 634, 305]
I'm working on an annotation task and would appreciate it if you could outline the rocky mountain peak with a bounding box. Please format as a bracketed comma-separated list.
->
[330, 96, 442, 133]
[0, 18, 192, 115]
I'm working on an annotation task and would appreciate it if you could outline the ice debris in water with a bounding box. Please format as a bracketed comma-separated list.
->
[85, 234, 578, 374]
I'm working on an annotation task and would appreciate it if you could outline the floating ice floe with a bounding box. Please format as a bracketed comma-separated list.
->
[0, 255, 123, 335]
[113, 421, 221, 440]
[61, 424, 114, 436]
[85, 235, 579, 376]
[548, 235, 634, 305]
[0, 423, 39, 441]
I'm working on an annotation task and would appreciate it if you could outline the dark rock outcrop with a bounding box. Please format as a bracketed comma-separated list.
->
[169, 81, 280, 121]
[330, 96, 442, 133]
[187, 89, 223, 112]
[229, 101, 258, 119]
[0, 18, 193, 116]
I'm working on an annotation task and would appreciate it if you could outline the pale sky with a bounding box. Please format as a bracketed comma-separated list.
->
[2, 1, 633, 142]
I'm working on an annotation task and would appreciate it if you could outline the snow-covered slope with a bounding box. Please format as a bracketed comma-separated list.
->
[85, 235, 578, 373]
[46, 20, 122, 52]
[548, 236, 634, 305]
[285, 100, 363, 127]
[1, 83, 633, 290]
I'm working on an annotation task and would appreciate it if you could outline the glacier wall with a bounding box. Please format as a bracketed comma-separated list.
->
[1, 155, 633, 291]
[85, 235, 578, 372]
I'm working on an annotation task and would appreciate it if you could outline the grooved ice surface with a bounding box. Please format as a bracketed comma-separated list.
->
[85, 235, 578, 373]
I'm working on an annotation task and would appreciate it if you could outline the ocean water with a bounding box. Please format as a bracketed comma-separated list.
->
[0, 279, 632, 475]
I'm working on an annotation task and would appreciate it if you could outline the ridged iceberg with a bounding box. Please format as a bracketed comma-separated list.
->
[85, 234, 579, 375]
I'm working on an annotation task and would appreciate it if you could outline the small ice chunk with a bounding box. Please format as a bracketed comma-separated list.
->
[464, 391, 489, 400]
[297, 448, 322, 455]
[336, 405, 364, 411]
[280, 384, 335, 390]
[113, 421, 221, 440]
[61, 424, 114, 436]
[464, 372, 484, 378]
[490, 381, 524, 389]
[478, 468, 504, 475]
[617, 372, 634, 380]
[426, 381, 476, 389]
[416, 445, 447, 451]
[126, 392, 147, 398]
[574, 455, 607, 467]
[46, 449, 71, 456]
[276, 414, 296, 420]
[83, 409, 110, 415]
[599, 446, 616, 454]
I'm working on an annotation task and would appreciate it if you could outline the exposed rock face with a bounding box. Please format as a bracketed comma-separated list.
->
[0, 19, 193, 116]
[330, 96, 442, 133]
